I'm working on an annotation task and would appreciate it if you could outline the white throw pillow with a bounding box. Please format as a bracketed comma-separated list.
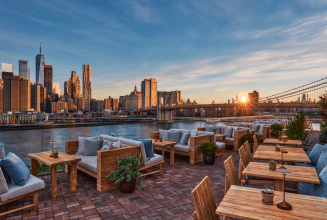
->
[258, 125, 264, 133]
[77, 136, 98, 155]
[102, 140, 112, 148]
[112, 140, 122, 148]
[159, 129, 169, 141]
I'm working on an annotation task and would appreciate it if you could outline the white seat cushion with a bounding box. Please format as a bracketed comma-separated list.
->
[145, 153, 163, 166]
[72, 154, 97, 174]
[174, 143, 190, 152]
[225, 137, 234, 142]
[0, 175, 44, 202]
[216, 142, 226, 149]
[255, 132, 263, 136]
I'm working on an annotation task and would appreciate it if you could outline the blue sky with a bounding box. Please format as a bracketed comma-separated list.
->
[1, 0, 327, 103]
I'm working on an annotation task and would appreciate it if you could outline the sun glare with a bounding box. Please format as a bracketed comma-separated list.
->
[241, 96, 247, 103]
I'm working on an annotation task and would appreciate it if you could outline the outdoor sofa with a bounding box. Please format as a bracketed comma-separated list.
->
[65, 134, 164, 192]
[150, 129, 211, 164]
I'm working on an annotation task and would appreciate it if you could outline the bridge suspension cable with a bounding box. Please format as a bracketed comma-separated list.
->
[259, 76, 327, 101]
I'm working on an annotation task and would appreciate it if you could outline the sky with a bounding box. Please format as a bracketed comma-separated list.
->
[1, 0, 327, 103]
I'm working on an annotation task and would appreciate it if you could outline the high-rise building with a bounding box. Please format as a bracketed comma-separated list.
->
[52, 82, 60, 95]
[3, 76, 30, 113]
[19, 60, 30, 81]
[90, 99, 104, 112]
[77, 97, 84, 111]
[83, 64, 91, 110]
[44, 65, 52, 95]
[141, 78, 157, 109]
[2, 63, 13, 80]
[40, 86, 46, 112]
[104, 96, 119, 111]
[36, 42, 45, 86]
[64, 71, 81, 105]
[0, 79, 3, 114]
[31, 84, 41, 112]
[51, 101, 68, 113]
[125, 85, 142, 111]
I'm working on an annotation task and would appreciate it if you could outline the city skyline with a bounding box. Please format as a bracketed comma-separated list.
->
[1, 1, 327, 103]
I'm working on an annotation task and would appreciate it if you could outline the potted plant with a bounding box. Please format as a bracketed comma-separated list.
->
[199, 142, 219, 165]
[106, 153, 146, 193]
[319, 126, 327, 143]
[270, 124, 284, 139]
[159, 134, 163, 142]
[52, 147, 59, 158]
[212, 128, 217, 134]
[262, 187, 275, 204]
[269, 160, 277, 171]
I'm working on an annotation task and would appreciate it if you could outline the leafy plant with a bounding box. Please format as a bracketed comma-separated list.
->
[159, 134, 162, 139]
[212, 128, 217, 133]
[320, 126, 327, 136]
[262, 187, 274, 195]
[241, 132, 261, 144]
[269, 160, 276, 164]
[285, 110, 309, 146]
[270, 124, 284, 138]
[199, 142, 219, 156]
[106, 153, 146, 190]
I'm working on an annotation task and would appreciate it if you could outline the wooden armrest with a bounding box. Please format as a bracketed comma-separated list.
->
[150, 131, 159, 139]
[65, 140, 78, 155]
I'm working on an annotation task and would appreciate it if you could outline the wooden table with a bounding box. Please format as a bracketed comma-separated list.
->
[243, 162, 319, 191]
[215, 134, 227, 142]
[263, 138, 302, 146]
[152, 140, 177, 165]
[28, 151, 81, 198]
[250, 129, 256, 133]
[253, 145, 311, 163]
[216, 185, 327, 220]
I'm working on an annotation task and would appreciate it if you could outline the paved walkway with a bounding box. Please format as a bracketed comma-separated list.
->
[1, 131, 320, 220]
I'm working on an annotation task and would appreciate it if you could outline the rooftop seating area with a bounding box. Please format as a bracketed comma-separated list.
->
[0, 130, 325, 220]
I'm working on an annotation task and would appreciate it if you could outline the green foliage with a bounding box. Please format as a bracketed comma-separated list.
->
[241, 132, 261, 144]
[270, 124, 284, 138]
[320, 126, 327, 136]
[199, 142, 219, 156]
[269, 160, 276, 164]
[106, 153, 146, 189]
[285, 110, 309, 146]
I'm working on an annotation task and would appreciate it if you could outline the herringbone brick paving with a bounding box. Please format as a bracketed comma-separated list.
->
[1, 131, 319, 220]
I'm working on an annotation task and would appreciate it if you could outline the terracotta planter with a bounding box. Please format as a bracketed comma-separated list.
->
[278, 136, 282, 141]
[203, 154, 216, 165]
[269, 163, 276, 171]
[262, 191, 275, 204]
[119, 178, 137, 193]
[159, 138, 162, 142]
[53, 152, 58, 158]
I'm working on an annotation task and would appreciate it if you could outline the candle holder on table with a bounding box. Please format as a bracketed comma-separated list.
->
[277, 167, 293, 210]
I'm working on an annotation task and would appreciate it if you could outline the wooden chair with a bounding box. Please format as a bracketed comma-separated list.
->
[191, 176, 219, 220]
[224, 155, 241, 194]
[253, 135, 259, 154]
[243, 141, 254, 162]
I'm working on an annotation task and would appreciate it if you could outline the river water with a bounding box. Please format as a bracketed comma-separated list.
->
[0, 122, 209, 165]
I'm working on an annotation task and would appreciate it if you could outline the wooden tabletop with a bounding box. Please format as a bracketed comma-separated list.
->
[253, 145, 311, 163]
[263, 138, 302, 146]
[28, 151, 81, 167]
[216, 185, 327, 220]
[215, 134, 228, 137]
[152, 140, 177, 147]
[243, 162, 320, 184]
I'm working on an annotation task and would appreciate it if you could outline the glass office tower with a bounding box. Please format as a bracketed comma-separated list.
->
[36, 43, 45, 86]
[19, 60, 30, 81]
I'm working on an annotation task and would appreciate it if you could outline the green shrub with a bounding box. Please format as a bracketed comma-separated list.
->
[320, 126, 327, 136]
[106, 153, 146, 189]
[199, 142, 219, 156]
[285, 110, 309, 146]
[241, 132, 261, 144]
[270, 124, 284, 138]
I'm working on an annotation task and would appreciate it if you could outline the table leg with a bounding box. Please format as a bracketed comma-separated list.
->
[170, 145, 175, 165]
[51, 166, 57, 198]
[222, 137, 226, 143]
[162, 147, 165, 168]
[31, 159, 38, 177]
[70, 162, 78, 192]
[275, 179, 284, 191]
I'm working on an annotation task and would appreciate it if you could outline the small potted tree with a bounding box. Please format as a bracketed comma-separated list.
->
[52, 147, 59, 158]
[212, 128, 217, 134]
[262, 187, 275, 204]
[269, 160, 277, 171]
[199, 142, 219, 165]
[270, 124, 284, 139]
[159, 134, 163, 142]
[106, 153, 146, 193]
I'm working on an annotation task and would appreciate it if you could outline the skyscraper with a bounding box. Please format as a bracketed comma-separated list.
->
[83, 64, 91, 110]
[31, 84, 41, 112]
[1, 63, 13, 79]
[44, 65, 52, 95]
[141, 78, 157, 109]
[36, 42, 45, 86]
[64, 71, 81, 106]
[19, 60, 30, 81]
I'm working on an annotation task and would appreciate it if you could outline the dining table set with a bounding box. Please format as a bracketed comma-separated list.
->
[215, 138, 327, 220]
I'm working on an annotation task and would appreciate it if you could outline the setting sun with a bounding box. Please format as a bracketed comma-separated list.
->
[241, 96, 247, 103]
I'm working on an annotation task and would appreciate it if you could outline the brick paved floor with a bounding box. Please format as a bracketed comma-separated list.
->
[1, 131, 320, 220]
